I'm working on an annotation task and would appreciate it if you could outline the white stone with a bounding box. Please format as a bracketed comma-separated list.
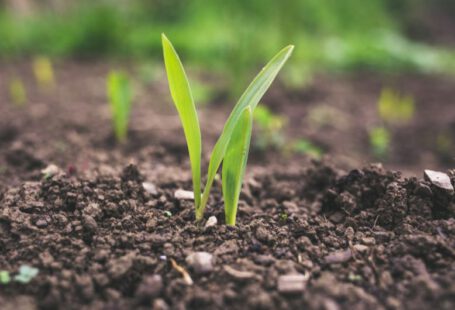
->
[186, 252, 214, 273]
[174, 189, 194, 200]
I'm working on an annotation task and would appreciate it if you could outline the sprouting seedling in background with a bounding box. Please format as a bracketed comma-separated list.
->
[107, 71, 133, 143]
[369, 126, 390, 158]
[0, 270, 10, 284]
[33, 56, 55, 89]
[253, 105, 287, 150]
[162, 34, 293, 225]
[378, 88, 415, 124]
[9, 77, 27, 106]
[292, 139, 323, 159]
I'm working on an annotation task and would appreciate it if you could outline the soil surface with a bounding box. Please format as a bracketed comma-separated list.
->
[0, 62, 455, 309]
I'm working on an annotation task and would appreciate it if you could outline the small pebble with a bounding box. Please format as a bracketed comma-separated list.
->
[324, 249, 352, 264]
[424, 170, 454, 192]
[41, 164, 61, 178]
[223, 265, 257, 280]
[174, 189, 194, 200]
[361, 237, 376, 245]
[142, 182, 158, 195]
[186, 252, 214, 274]
[277, 273, 309, 293]
[353, 244, 369, 254]
[204, 216, 218, 228]
[35, 219, 48, 228]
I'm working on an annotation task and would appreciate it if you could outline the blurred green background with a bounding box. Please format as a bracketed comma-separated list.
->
[1, 0, 455, 87]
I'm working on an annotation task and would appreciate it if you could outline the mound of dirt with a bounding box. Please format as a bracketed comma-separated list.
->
[1, 162, 454, 309]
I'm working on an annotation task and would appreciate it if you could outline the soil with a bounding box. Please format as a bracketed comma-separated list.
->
[1, 62, 455, 309]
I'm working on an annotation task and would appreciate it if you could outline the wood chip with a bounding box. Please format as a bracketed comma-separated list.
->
[223, 265, 257, 280]
[170, 258, 193, 285]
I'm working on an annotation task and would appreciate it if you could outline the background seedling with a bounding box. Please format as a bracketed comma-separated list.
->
[253, 105, 287, 150]
[0, 270, 10, 284]
[162, 34, 293, 225]
[107, 71, 133, 143]
[32, 56, 55, 89]
[9, 77, 27, 106]
[369, 126, 390, 158]
[292, 139, 323, 159]
[378, 88, 415, 124]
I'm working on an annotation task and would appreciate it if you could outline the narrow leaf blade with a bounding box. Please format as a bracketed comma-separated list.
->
[201, 45, 294, 210]
[162, 34, 201, 209]
[107, 71, 132, 142]
[222, 107, 253, 226]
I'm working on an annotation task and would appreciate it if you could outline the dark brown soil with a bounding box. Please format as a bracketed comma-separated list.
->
[1, 62, 455, 309]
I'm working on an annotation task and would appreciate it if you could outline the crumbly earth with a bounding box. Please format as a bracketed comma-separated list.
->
[0, 162, 454, 310]
[0, 62, 454, 309]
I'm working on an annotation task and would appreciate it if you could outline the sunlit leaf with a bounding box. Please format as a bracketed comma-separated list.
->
[162, 34, 202, 210]
[222, 107, 253, 226]
[200, 45, 294, 214]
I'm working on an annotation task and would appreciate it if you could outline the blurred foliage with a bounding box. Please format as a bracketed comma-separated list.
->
[378, 88, 415, 124]
[1, 0, 455, 87]
[9, 77, 27, 106]
[32, 56, 55, 89]
[107, 70, 133, 143]
[369, 126, 391, 158]
[292, 139, 323, 159]
[253, 105, 287, 150]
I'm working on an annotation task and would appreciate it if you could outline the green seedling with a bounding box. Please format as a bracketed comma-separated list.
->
[369, 126, 390, 158]
[253, 105, 287, 150]
[293, 139, 323, 159]
[0, 270, 10, 284]
[107, 71, 133, 143]
[9, 77, 27, 106]
[162, 34, 293, 225]
[378, 88, 415, 124]
[14, 265, 39, 284]
[32, 56, 55, 89]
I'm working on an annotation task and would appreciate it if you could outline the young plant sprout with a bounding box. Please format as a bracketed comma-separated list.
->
[32, 56, 55, 89]
[9, 77, 27, 106]
[107, 71, 133, 143]
[162, 34, 293, 225]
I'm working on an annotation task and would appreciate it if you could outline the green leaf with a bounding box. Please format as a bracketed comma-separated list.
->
[162, 33, 202, 210]
[222, 107, 253, 226]
[199, 44, 294, 216]
[107, 71, 133, 143]
[0, 270, 10, 285]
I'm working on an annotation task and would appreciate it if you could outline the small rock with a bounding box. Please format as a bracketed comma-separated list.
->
[186, 252, 214, 274]
[223, 265, 257, 280]
[136, 275, 163, 299]
[324, 249, 352, 264]
[204, 216, 217, 228]
[41, 164, 61, 178]
[255, 226, 272, 243]
[353, 244, 369, 254]
[328, 211, 345, 223]
[345, 227, 355, 241]
[35, 218, 48, 228]
[424, 170, 454, 192]
[174, 189, 194, 200]
[142, 182, 158, 195]
[277, 273, 309, 293]
[82, 215, 98, 232]
[361, 237, 376, 245]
